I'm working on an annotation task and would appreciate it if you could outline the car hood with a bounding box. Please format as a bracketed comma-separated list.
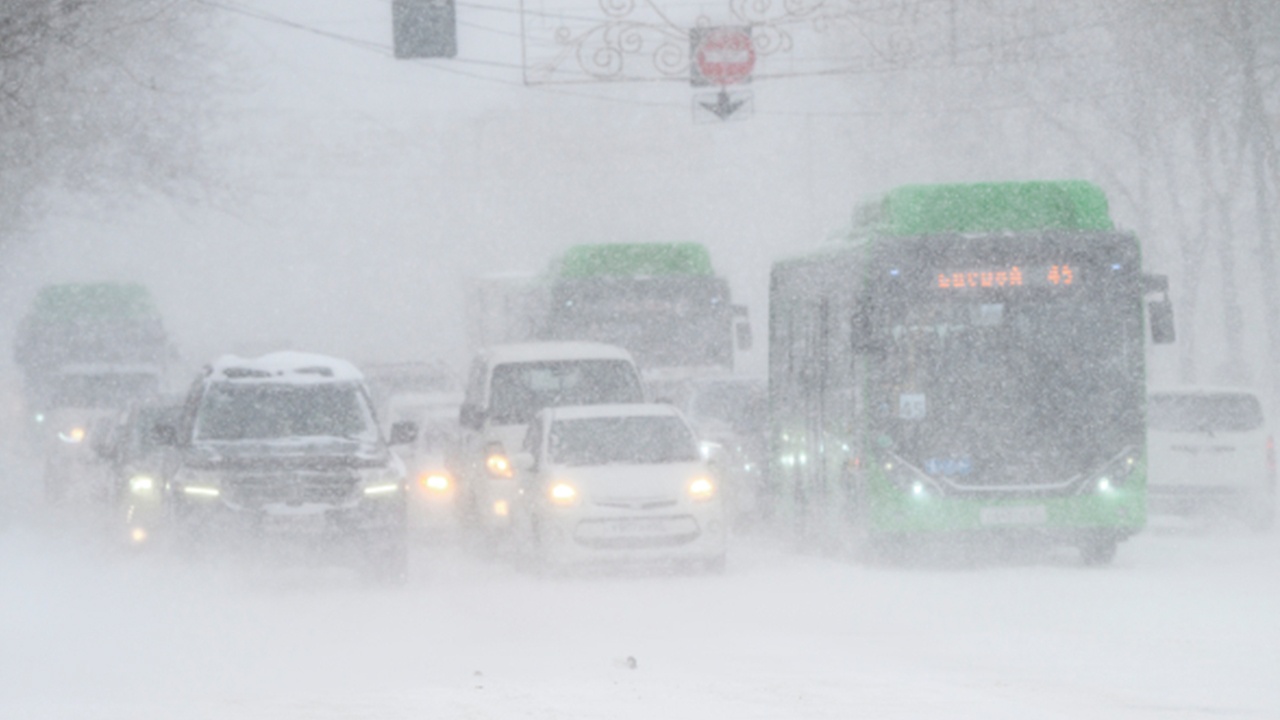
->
[184, 438, 390, 470]
[549, 461, 709, 502]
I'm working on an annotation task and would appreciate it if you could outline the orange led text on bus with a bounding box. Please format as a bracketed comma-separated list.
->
[936, 265, 1073, 289]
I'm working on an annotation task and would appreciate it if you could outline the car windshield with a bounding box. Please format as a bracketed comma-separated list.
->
[488, 359, 643, 426]
[548, 415, 699, 466]
[1148, 393, 1264, 433]
[194, 382, 378, 442]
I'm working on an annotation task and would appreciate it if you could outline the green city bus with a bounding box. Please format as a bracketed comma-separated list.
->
[767, 181, 1174, 564]
[540, 243, 752, 374]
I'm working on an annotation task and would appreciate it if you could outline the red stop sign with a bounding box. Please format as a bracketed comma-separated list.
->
[693, 27, 755, 86]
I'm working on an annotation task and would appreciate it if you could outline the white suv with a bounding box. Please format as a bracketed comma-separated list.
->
[1147, 388, 1276, 529]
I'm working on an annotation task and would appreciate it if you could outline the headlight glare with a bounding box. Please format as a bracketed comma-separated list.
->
[688, 476, 715, 501]
[549, 482, 577, 505]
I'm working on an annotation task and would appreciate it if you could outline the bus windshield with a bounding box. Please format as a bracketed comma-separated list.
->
[873, 288, 1141, 486]
[545, 276, 733, 369]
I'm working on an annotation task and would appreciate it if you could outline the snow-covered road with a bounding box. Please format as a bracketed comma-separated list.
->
[2, 457, 1276, 719]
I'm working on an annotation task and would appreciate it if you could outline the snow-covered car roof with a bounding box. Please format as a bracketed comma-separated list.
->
[206, 351, 364, 384]
[481, 342, 636, 365]
[542, 403, 685, 422]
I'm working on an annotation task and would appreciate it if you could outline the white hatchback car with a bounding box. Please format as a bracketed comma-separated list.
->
[1147, 388, 1276, 529]
[512, 404, 728, 572]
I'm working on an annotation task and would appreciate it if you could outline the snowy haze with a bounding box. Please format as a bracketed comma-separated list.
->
[1, 1, 1278, 718]
[0, 0, 1198, 379]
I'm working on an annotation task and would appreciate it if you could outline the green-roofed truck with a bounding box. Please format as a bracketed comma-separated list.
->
[538, 243, 752, 375]
[768, 181, 1175, 564]
[14, 282, 172, 502]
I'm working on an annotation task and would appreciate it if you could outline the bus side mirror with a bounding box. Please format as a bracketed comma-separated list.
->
[851, 304, 883, 354]
[1143, 273, 1175, 344]
[1149, 300, 1175, 344]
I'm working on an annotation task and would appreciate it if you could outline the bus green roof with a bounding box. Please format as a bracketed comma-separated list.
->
[26, 282, 160, 322]
[556, 243, 714, 278]
[871, 181, 1114, 236]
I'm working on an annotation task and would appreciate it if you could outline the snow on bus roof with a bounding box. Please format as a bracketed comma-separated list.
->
[208, 351, 364, 383]
[481, 342, 636, 365]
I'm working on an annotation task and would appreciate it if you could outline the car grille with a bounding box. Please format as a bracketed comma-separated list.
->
[593, 498, 678, 511]
[223, 472, 359, 509]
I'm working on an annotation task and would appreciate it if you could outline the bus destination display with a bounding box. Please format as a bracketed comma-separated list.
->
[935, 264, 1075, 290]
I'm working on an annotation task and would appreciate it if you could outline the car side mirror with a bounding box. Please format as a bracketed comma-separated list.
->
[1149, 300, 1176, 344]
[389, 421, 418, 446]
[152, 423, 179, 447]
[512, 451, 536, 473]
[459, 404, 486, 431]
[91, 435, 116, 461]
[699, 440, 724, 463]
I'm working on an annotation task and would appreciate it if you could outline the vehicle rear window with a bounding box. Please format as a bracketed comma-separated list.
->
[1147, 393, 1264, 433]
[488, 360, 643, 425]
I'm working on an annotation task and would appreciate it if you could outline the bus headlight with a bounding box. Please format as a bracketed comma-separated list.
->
[882, 455, 941, 500]
[1084, 448, 1140, 496]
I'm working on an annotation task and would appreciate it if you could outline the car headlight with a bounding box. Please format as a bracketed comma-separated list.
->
[548, 482, 578, 506]
[183, 485, 221, 498]
[688, 476, 715, 501]
[485, 450, 513, 478]
[58, 426, 87, 444]
[362, 466, 405, 496]
[129, 475, 156, 494]
[419, 471, 451, 493]
[174, 468, 221, 499]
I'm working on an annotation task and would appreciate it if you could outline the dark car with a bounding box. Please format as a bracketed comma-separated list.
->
[158, 352, 418, 582]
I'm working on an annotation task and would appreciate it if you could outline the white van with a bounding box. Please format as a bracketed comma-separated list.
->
[1147, 388, 1276, 529]
[451, 342, 645, 532]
